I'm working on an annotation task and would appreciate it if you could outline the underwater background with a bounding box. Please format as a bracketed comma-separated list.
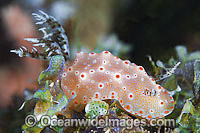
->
[1, 0, 200, 132]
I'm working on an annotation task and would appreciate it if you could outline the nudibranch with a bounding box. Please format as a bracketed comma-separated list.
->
[11, 11, 175, 120]
[61, 51, 175, 119]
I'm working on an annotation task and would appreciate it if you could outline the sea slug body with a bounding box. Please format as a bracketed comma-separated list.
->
[61, 51, 175, 119]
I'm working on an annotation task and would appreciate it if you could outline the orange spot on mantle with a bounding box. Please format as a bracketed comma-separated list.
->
[125, 105, 130, 110]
